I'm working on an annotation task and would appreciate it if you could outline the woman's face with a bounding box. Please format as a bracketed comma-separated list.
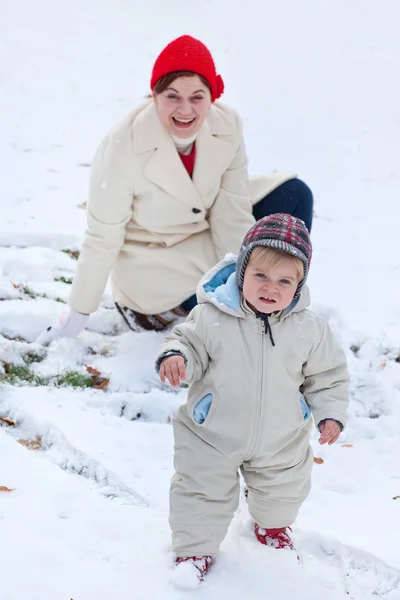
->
[154, 75, 212, 139]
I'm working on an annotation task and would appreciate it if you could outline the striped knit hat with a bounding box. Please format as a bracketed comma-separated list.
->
[236, 214, 312, 300]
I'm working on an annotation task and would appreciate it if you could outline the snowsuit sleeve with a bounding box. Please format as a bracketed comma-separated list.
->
[68, 126, 134, 314]
[156, 306, 210, 384]
[301, 319, 350, 429]
[208, 111, 255, 259]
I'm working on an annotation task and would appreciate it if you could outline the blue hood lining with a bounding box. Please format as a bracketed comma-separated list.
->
[203, 264, 241, 311]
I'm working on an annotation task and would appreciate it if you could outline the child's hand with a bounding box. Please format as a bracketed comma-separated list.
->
[318, 420, 341, 445]
[159, 355, 186, 387]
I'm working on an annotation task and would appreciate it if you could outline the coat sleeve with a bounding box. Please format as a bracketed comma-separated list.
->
[68, 125, 135, 314]
[301, 319, 350, 429]
[208, 112, 255, 260]
[155, 306, 210, 384]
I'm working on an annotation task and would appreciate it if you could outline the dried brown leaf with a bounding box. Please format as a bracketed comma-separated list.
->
[11, 282, 20, 289]
[94, 378, 109, 390]
[314, 457, 324, 464]
[341, 443, 353, 448]
[0, 486, 15, 492]
[393, 495, 400, 500]
[18, 436, 42, 450]
[86, 365, 101, 377]
[0, 416, 16, 426]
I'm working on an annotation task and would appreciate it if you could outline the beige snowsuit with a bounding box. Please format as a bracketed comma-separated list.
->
[156, 256, 349, 557]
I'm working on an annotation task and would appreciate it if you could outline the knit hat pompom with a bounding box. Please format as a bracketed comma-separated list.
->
[150, 35, 224, 102]
[236, 214, 312, 301]
[215, 74, 224, 98]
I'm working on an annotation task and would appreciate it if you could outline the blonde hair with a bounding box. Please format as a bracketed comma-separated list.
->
[248, 246, 304, 281]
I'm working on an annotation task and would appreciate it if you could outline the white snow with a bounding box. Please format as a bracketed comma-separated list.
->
[1, 1, 400, 599]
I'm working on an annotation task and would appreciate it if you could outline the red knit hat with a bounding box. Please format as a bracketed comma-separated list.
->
[150, 35, 224, 102]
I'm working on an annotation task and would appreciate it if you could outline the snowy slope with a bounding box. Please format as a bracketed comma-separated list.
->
[1, 1, 400, 599]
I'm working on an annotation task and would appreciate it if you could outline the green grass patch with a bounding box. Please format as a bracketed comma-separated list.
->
[20, 286, 66, 303]
[54, 276, 73, 284]
[1, 358, 108, 390]
[56, 370, 93, 388]
[7, 364, 34, 380]
[62, 249, 80, 260]
[23, 350, 46, 364]
[0, 363, 48, 386]
[22, 285, 41, 299]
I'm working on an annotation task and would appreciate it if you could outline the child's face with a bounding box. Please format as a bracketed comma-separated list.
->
[242, 257, 301, 314]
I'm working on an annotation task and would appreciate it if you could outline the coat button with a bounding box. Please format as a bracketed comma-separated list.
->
[192, 208, 201, 214]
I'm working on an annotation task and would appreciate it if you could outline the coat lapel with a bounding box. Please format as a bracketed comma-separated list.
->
[192, 124, 237, 203]
[145, 137, 201, 206]
[133, 100, 238, 208]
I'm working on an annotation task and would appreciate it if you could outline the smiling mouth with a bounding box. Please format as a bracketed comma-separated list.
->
[172, 117, 196, 128]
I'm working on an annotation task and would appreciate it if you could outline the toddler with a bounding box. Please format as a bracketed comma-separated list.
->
[156, 214, 349, 581]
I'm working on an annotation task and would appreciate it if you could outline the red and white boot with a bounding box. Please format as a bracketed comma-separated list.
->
[176, 555, 213, 582]
[254, 523, 295, 551]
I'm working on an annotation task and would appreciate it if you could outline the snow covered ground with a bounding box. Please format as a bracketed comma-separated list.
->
[1, 1, 400, 598]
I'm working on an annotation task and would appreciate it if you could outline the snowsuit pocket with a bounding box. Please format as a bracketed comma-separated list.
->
[300, 395, 311, 421]
[189, 389, 217, 426]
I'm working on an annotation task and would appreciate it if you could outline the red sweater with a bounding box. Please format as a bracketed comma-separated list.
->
[178, 143, 196, 178]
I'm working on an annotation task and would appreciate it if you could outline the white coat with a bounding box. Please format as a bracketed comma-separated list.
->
[68, 100, 295, 315]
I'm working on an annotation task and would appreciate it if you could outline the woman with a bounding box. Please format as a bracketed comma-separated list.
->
[37, 35, 313, 344]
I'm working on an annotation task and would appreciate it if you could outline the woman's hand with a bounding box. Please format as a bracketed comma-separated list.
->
[36, 309, 89, 346]
[159, 355, 186, 387]
[318, 420, 342, 445]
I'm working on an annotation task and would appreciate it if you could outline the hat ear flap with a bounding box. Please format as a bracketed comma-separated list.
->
[215, 74, 224, 100]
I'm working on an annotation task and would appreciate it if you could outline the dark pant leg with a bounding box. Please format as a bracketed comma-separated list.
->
[181, 294, 197, 312]
[252, 178, 314, 232]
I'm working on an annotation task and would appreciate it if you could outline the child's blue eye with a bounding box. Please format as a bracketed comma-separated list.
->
[280, 279, 291, 285]
[256, 273, 266, 279]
